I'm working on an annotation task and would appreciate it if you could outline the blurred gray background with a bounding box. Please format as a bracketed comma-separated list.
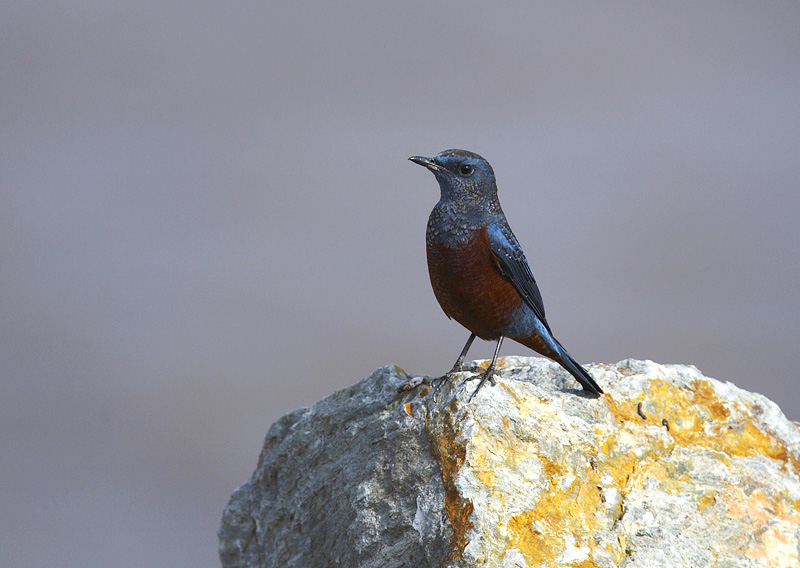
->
[2, 2, 799, 566]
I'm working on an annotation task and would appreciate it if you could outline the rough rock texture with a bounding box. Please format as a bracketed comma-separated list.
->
[219, 358, 800, 568]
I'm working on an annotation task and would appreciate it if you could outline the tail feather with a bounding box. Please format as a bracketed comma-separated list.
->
[558, 352, 603, 395]
[515, 331, 603, 395]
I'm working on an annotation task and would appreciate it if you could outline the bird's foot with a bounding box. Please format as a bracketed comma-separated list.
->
[430, 362, 477, 395]
[403, 363, 496, 401]
[467, 366, 497, 402]
[429, 372, 454, 395]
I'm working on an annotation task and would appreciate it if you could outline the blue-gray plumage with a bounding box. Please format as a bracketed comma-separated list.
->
[409, 149, 603, 399]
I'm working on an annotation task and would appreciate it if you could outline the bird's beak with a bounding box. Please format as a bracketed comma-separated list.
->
[408, 155, 444, 172]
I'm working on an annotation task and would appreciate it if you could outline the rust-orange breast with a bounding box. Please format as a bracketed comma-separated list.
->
[427, 226, 522, 340]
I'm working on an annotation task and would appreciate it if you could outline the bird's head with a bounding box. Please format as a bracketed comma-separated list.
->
[409, 149, 497, 203]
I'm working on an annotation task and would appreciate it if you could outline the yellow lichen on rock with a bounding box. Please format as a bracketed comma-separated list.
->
[505, 454, 602, 567]
[426, 358, 800, 567]
[609, 376, 799, 470]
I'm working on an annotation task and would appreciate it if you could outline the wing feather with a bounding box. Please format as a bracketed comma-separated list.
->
[486, 223, 551, 333]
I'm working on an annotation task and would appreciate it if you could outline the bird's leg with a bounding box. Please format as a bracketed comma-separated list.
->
[431, 333, 477, 392]
[448, 332, 476, 374]
[468, 335, 504, 402]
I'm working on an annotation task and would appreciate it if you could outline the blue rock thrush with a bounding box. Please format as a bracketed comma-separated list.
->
[409, 149, 603, 400]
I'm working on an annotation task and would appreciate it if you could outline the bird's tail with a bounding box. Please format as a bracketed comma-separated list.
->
[555, 346, 603, 395]
[516, 332, 603, 395]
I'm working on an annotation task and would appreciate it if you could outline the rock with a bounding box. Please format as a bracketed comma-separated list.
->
[219, 358, 800, 568]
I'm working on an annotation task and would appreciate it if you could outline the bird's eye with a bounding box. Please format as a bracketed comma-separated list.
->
[459, 164, 474, 176]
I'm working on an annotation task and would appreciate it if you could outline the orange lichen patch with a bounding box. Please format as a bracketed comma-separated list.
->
[775, 498, 800, 519]
[717, 485, 800, 567]
[607, 378, 800, 472]
[723, 486, 800, 526]
[505, 456, 602, 567]
[758, 523, 800, 568]
[723, 486, 774, 523]
[404, 402, 413, 417]
[428, 401, 473, 561]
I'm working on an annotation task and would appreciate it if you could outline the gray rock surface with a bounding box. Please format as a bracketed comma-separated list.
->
[219, 358, 800, 567]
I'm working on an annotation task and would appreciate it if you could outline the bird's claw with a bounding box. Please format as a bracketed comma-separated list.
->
[468, 367, 497, 402]
[419, 360, 499, 402]
[432, 363, 476, 395]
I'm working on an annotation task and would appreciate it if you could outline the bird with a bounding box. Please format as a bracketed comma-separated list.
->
[409, 149, 603, 400]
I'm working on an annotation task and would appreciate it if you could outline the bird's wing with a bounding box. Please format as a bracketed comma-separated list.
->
[486, 223, 551, 332]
